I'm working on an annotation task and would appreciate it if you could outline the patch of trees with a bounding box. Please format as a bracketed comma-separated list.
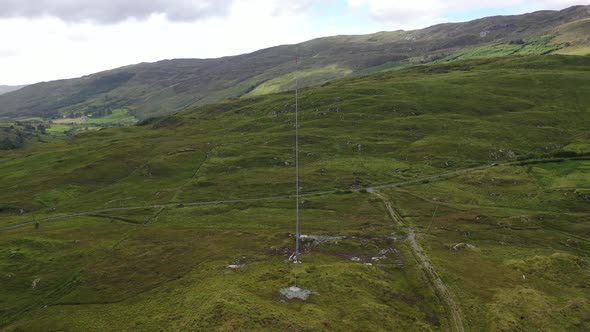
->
[0, 123, 48, 150]
[510, 39, 526, 45]
[87, 107, 113, 118]
[0, 128, 25, 150]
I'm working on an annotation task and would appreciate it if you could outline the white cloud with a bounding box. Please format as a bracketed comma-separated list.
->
[0, 0, 336, 85]
[270, 0, 329, 15]
[0, 0, 234, 23]
[0, 0, 332, 24]
[347, 0, 589, 24]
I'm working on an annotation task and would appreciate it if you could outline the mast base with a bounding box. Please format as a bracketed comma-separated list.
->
[288, 253, 302, 264]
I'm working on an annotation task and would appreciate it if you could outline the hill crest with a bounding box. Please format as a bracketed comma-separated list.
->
[0, 5, 588, 120]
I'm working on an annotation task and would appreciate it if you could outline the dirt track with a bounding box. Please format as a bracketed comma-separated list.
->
[379, 194, 465, 332]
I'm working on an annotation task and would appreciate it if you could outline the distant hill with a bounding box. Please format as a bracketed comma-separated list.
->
[0, 5, 588, 120]
[0, 85, 25, 96]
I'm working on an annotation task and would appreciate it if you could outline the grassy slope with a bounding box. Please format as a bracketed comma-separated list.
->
[247, 65, 353, 97]
[553, 17, 590, 55]
[0, 55, 589, 330]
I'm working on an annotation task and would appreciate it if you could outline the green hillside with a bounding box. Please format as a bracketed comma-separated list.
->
[0, 6, 588, 122]
[0, 55, 589, 330]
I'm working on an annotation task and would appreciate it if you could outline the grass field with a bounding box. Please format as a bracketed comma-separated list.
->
[86, 109, 137, 125]
[247, 65, 353, 97]
[0, 55, 589, 330]
[436, 36, 566, 63]
[45, 125, 71, 136]
[556, 45, 590, 56]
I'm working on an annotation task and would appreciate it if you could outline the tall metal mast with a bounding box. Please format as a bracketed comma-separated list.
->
[294, 54, 301, 264]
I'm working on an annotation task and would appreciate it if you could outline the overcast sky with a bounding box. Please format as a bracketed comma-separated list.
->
[0, 0, 587, 85]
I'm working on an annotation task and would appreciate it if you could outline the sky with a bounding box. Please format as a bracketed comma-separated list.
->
[0, 0, 588, 85]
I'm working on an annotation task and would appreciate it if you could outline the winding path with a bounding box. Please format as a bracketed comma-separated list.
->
[379, 194, 465, 332]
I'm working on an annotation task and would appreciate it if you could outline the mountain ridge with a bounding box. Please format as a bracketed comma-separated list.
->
[0, 5, 588, 120]
[0, 85, 26, 96]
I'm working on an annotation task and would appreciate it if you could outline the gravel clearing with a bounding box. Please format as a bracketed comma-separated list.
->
[280, 286, 317, 300]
